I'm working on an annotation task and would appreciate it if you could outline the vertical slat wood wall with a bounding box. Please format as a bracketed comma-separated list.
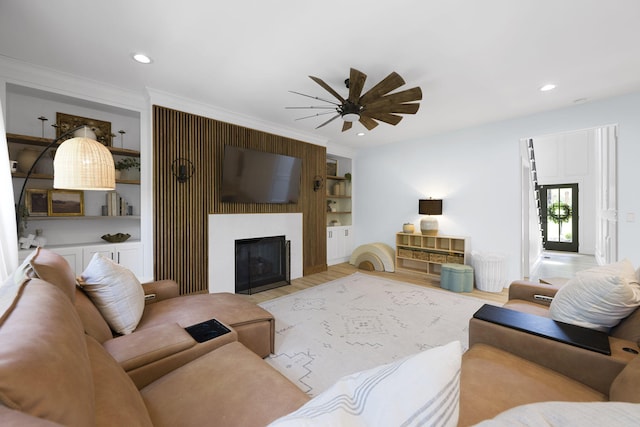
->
[153, 105, 327, 294]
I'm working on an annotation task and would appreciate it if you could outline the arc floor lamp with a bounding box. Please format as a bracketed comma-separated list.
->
[15, 125, 116, 235]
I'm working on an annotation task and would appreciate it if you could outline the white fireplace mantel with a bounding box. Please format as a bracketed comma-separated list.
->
[208, 213, 303, 293]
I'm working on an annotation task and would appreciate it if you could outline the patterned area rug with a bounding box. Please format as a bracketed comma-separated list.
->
[260, 272, 495, 396]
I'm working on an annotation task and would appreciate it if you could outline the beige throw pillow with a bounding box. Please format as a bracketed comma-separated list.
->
[549, 259, 640, 331]
[80, 253, 144, 334]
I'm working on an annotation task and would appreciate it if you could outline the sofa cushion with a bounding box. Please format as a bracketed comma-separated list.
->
[473, 402, 640, 427]
[74, 287, 114, 343]
[26, 247, 77, 301]
[268, 341, 462, 427]
[80, 253, 144, 335]
[142, 341, 309, 427]
[549, 259, 640, 331]
[85, 335, 153, 426]
[0, 278, 94, 426]
[459, 344, 605, 426]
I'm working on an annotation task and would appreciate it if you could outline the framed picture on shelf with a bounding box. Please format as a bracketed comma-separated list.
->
[326, 158, 338, 177]
[26, 189, 49, 216]
[56, 112, 112, 146]
[48, 190, 84, 216]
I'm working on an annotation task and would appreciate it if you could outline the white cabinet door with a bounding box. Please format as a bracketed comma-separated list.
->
[19, 247, 84, 276]
[82, 242, 143, 278]
[327, 226, 353, 266]
[82, 245, 116, 271]
[114, 242, 143, 278]
[327, 228, 339, 263]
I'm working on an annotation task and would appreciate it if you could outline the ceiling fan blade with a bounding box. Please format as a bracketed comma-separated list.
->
[295, 111, 339, 121]
[315, 113, 341, 129]
[359, 115, 378, 130]
[364, 112, 403, 126]
[285, 106, 337, 110]
[348, 68, 367, 104]
[289, 90, 340, 106]
[364, 87, 423, 110]
[309, 76, 346, 103]
[342, 121, 353, 132]
[359, 71, 405, 104]
[365, 102, 420, 115]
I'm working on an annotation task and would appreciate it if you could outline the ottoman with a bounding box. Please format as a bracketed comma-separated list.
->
[441, 263, 474, 293]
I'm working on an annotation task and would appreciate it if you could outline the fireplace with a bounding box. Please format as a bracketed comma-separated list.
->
[235, 235, 290, 295]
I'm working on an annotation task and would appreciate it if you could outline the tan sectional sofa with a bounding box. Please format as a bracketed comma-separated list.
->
[0, 248, 309, 426]
[2, 248, 639, 426]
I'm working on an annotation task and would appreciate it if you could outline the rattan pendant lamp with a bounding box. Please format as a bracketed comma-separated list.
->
[16, 126, 115, 234]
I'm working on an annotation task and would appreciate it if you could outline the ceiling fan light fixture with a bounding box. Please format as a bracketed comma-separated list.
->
[342, 112, 360, 122]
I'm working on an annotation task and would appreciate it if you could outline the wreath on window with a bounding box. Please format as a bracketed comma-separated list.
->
[547, 202, 572, 224]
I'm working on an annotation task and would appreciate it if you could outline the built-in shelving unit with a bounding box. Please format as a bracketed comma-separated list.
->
[395, 232, 470, 278]
[326, 154, 353, 265]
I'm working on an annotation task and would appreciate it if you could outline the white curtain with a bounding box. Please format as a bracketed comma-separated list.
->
[0, 102, 18, 280]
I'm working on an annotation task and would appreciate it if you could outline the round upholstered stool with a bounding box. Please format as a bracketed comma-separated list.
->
[440, 263, 474, 293]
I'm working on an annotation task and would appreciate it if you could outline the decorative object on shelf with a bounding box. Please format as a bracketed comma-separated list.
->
[101, 233, 131, 243]
[402, 223, 415, 234]
[10, 160, 18, 173]
[37, 116, 48, 137]
[14, 125, 115, 236]
[48, 189, 84, 216]
[419, 198, 443, 236]
[17, 147, 40, 173]
[26, 189, 49, 216]
[327, 200, 336, 212]
[329, 219, 341, 226]
[115, 157, 141, 180]
[326, 158, 337, 176]
[33, 229, 46, 247]
[313, 175, 324, 192]
[171, 158, 195, 183]
[118, 130, 126, 148]
[289, 68, 421, 133]
[56, 112, 112, 146]
[344, 172, 352, 196]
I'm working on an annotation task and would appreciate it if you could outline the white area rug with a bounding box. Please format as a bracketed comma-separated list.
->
[260, 272, 494, 396]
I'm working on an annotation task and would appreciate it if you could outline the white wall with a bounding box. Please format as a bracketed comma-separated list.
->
[352, 91, 640, 281]
[533, 128, 596, 254]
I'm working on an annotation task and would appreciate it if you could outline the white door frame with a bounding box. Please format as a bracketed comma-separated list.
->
[520, 125, 618, 277]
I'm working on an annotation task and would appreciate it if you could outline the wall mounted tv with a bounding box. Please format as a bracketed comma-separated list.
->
[220, 146, 302, 204]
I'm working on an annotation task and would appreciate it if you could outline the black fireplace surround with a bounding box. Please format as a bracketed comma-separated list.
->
[235, 235, 291, 295]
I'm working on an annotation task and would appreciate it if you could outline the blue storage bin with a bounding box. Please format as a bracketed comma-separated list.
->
[440, 263, 474, 293]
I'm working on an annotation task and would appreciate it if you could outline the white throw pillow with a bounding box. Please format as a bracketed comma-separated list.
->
[549, 259, 640, 331]
[474, 402, 640, 427]
[268, 341, 462, 427]
[80, 253, 144, 334]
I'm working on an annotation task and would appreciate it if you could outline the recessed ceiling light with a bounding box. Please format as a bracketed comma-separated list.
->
[357, 132, 365, 136]
[540, 83, 556, 92]
[132, 53, 152, 64]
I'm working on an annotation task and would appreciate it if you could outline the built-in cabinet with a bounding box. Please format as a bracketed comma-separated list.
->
[19, 241, 143, 278]
[395, 233, 470, 278]
[326, 154, 353, 265]
[327, 226, 353, 265]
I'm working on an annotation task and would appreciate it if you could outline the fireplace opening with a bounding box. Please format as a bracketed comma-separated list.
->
[235, 235, 290, 295]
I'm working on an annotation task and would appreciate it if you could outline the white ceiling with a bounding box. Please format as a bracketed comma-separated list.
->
[1, 0, 640, 149]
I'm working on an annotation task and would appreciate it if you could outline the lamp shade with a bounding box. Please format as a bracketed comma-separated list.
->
[53, 137, 115, 190]
[419, 199, 443, 215]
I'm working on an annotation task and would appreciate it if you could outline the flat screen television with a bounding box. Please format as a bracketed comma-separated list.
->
[220, 146, 302, 204]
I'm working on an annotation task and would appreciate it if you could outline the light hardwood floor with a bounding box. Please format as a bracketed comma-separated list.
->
[242, 263, 509, 305]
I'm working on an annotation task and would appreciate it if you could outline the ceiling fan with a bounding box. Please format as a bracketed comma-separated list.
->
[288, 68, 422, 132]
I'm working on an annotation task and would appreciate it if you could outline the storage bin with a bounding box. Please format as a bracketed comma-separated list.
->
[472, 252, 507, 292]
[440, 263, 473, 293]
